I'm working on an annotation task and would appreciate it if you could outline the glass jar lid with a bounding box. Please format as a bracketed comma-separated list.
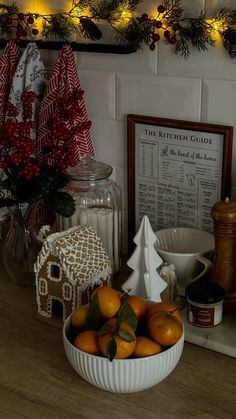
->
[69, 155, 113, 181]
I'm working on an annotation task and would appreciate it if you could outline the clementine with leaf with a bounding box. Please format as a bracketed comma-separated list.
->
[98, 320, 136, 360]
[126, 295, 148, 320]
[146, 302, 182, 323]
[91, 286, 121, 319]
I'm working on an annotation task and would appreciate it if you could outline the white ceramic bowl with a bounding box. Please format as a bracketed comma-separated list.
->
[155, 227, 214, 254]
[63, 315, 184, 393]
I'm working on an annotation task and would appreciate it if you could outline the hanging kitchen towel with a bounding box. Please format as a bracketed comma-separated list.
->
[0, 41, 21, 222]
[38, 44, 94, 160]
[0, 40, 21, 123]
[8, 42, 47, 132]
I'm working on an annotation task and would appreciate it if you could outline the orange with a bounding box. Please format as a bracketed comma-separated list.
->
[103, 317, 117, 330]
[74, 330, 99, 355]
[147, 312, 183, 346]
[98, 321, 136, 359]
[133, 336, 162, 358]
[126, 295, 148, 320]
[71, 303, 90, 328]
[146, 302, 182, 323]
[91, 286, 121, 318]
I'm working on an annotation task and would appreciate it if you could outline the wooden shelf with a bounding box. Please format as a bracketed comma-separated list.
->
[0, 39, 138, 54]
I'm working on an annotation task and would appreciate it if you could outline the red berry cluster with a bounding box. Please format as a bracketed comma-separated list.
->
[22, 91, 37, 120]
[141, 4, 180, 51]
[0, 95, 39, 179]
[41, 115, 78, 175]
[4, 13, 39, 40]
[58, 89, 85, 122]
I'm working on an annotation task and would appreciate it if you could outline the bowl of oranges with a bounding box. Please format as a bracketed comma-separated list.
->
[63, 286, 184, 393]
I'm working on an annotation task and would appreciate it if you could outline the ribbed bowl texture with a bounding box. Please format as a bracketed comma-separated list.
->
[155, 227, 214, 254]
[63, 315, 184, 393]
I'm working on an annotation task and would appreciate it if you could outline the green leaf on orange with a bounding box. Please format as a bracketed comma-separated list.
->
[117, 301, 138, 330]
[97, 322, 116, 336]
[118, 328, 135, 342]
[108, 337, 117, 362]
[84, 294, 101, 331]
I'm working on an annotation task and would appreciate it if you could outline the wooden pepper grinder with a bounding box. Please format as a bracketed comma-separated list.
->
[210, 197, 236, 314]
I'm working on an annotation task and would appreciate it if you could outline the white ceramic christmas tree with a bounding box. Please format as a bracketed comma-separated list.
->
[122, 215, 167, 301]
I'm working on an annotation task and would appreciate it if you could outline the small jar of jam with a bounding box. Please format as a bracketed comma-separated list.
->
[186, 278, 224, 327]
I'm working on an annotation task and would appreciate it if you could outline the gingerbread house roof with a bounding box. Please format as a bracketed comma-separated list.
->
[34, 225, 112, 285]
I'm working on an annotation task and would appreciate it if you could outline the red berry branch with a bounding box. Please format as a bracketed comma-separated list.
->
[140, 4, 180, 52]
[0, 89, 91, 217]
[4, 12, 39, 41]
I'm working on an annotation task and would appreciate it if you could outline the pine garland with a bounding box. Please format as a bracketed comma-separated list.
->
[1, 0, 236, 59]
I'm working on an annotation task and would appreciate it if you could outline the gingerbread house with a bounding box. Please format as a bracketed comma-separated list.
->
[34, 225, 112, 322]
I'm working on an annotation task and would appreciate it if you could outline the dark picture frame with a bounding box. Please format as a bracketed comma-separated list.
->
[127, 114, 233, 253]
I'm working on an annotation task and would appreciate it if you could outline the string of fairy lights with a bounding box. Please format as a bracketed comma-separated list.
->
[1, 0, 236, 59]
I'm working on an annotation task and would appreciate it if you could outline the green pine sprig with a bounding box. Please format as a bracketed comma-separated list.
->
[175, 12, 215, 58]
[41, 14, 76, 41]
[215, 8, 236, 27]
[162, 0, 183, 23]
[222, 29, 236, 59]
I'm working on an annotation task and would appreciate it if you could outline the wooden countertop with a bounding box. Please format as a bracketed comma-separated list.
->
[1, 265, 236, 419]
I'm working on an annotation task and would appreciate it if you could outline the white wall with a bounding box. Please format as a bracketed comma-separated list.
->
[5, 0, 236, 253]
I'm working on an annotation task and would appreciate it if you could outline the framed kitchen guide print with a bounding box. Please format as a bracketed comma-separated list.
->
[127, 114, 233, 253]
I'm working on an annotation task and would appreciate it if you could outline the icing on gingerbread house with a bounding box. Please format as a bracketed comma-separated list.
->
[34, 225, 112, 321]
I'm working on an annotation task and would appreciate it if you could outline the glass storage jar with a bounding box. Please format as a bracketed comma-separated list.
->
[56, 155, 122, 273]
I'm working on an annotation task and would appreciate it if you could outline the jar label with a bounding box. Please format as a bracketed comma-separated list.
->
[187, 303, 214, 327]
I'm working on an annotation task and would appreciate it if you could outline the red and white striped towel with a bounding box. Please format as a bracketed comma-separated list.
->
[0, 41, 21, 123]
[38, 45, 94, 161]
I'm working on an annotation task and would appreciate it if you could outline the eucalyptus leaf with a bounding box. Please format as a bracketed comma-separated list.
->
[108, 337, 117, 362]
[84, 294, 101, 331]
[117, 301, 138, 330]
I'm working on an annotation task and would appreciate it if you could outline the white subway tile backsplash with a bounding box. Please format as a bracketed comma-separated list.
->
[202, 80, 236, 196]
[158, 42, 236, 81]
[79, 70, 116, 119]
[116, 164, 127, 211]
[202, 79, 236, 129]
[76, 48, 157, 75]
[90, 117, 125, 165]
[38, 0, 67, 9]
[116, 73, 202, 121]
[182, 0, 205, 13]
[110, 165, 117, 182]
[40, 49, 58, 77]
[205, 0, 236, 14]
